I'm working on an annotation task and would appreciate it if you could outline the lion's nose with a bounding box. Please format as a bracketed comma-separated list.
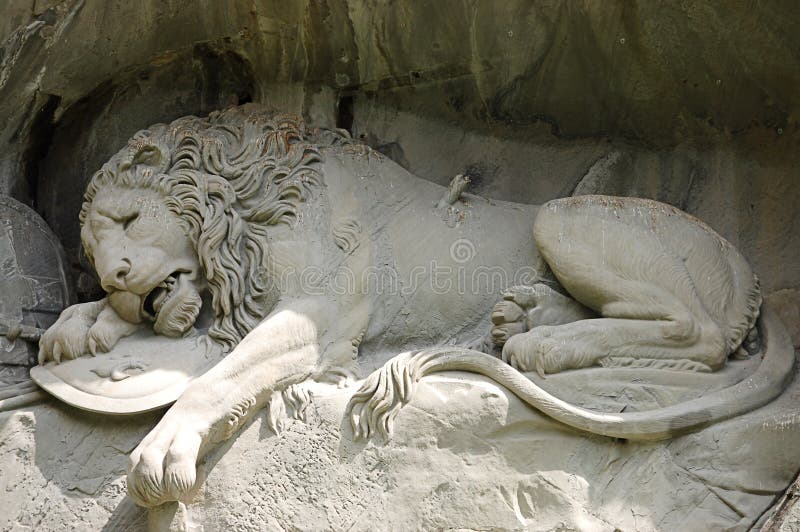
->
[100, 259, 131, 292]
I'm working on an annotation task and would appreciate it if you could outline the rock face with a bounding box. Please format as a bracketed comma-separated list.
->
[5, 355, 800, 531]
[0, 196, 73, 386]
[1, 1, 799, 530]
[0, 403, 157, 531]
[0, 1, 797, 300]
[176, 362, 800, 531]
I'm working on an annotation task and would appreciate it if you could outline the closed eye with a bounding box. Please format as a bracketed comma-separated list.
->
[121, 212, 139, 230]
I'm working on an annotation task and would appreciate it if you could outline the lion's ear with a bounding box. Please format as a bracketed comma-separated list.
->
[130, 144, 166, 170]
[120, 131, 170, 174]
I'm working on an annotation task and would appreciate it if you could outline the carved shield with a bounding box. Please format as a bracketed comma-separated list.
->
[31, 330, 224, 414]
[0, 196, 74, 386]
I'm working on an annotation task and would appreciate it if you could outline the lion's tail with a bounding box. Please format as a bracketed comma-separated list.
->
[347, 305, 794, 442]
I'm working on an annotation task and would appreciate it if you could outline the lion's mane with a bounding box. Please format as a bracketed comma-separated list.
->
[80, 105, 328, 350]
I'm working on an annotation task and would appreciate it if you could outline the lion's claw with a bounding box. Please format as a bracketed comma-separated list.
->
[38, 300, 106, 364]
[491, 283, 595, 350]
[38, 299, 142, 364]
[502, 323, 604, 376]
[503, 330, 559, 377]
[127, 411, 206, 507]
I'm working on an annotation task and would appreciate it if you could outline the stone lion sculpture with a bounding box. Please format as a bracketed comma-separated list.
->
[37, 104, 792, 508]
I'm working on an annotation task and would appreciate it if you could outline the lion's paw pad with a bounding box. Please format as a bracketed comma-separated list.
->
[127, 420, 203, 507]
[491, 284, 557, 346]
[491, 300, 528, 345]
[501, 328, 566, 376]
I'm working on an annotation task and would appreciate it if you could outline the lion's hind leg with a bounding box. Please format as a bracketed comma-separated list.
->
[504, 197, 730, 375]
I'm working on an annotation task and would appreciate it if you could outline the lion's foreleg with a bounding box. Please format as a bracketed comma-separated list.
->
[127, 300, 329, 507]
[185, 343, 321, 445]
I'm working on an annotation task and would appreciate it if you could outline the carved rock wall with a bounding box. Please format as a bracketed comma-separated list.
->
[0, 3, 799, 529]
[5, 359, 800, 531]
[0, 0, 797, 299]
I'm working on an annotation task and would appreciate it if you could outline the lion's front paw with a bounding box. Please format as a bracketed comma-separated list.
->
[127, 410, 207, 507]
[127, 383, 263, 507]
[87, 304, 143, 355]
[491, 284, 595, 347]
[38, 300, 106, 364]
[491, 297, 528, 345]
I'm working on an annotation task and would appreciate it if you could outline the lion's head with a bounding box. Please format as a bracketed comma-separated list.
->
[79, 105, 326, 350]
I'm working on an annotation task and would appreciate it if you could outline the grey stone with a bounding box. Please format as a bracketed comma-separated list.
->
[0, 195, 73, 385]
[0, 1, 796, 298]
[0, 2, 798, 529]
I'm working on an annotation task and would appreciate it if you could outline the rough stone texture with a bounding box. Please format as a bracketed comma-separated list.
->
[0, 1, 797, 299]
[0, 196, 73, 387]
[1, 1, 798, 529]
[762, 483, 800, 532]
[5, 352, 800, 531]
[768, 290, 800, 350]
[0, 402, 156, 531]
[183, 363, 800, 531]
